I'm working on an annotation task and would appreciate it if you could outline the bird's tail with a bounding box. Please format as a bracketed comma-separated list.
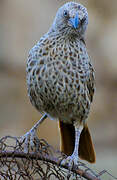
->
[59, 121, 96, 163]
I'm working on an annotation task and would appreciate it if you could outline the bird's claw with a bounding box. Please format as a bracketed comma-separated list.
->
[20, 128, 40, 153]
[61, 154, 79, 170]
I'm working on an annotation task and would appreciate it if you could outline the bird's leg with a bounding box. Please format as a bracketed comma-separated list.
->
[20, 113, 47, 153]
[61, 124, 83, 168]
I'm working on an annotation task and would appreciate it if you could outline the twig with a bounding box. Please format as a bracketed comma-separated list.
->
[0, 136, 116, 180]
[0, 150, 100, 180]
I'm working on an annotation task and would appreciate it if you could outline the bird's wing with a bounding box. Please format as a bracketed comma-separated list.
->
[86, 62, 95, 103]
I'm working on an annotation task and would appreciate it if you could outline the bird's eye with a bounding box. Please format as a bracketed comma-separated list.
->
[63, 10, 69, 17]
[80, 17, 86, 25]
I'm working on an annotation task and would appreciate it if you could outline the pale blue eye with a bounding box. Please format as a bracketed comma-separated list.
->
[63, 10, 68, 17]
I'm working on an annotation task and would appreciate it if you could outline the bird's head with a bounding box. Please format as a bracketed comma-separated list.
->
[51, 2, 88, 39]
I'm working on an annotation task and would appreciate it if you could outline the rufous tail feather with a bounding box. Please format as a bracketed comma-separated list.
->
[59, 121, 96, 163]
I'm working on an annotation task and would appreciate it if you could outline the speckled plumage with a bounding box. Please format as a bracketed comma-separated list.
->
[26, 2, 95, 164]
[27, 2, 95, 125]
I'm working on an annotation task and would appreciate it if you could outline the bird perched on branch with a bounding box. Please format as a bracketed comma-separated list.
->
[25, 1, 96, 167]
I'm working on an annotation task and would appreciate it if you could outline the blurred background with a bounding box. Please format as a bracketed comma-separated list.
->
[0, 0, 117, 177]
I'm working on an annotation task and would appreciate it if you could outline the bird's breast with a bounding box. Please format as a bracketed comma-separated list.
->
[26, 39, 92, 122]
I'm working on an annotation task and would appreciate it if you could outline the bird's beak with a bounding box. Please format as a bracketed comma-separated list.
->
[68, 13, 79, 29]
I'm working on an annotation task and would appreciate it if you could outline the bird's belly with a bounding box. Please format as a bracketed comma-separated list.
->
[27, 63, 90, 123]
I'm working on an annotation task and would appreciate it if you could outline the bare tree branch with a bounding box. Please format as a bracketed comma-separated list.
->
[0, 135, 116, 180]
[0, 150, 100, 180]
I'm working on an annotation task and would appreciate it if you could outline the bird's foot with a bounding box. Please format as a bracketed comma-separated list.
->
[61, 153, 79, 170]
[19, 114, 48, 153]
[20, 127, 39, 153]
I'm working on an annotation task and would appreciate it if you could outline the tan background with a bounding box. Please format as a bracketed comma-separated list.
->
[0, 0, 117, 177]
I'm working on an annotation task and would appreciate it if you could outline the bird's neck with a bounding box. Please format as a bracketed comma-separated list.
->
[48, 27, 85, 43]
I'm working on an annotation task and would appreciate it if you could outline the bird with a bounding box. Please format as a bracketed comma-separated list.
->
[25, 1, 96, 167]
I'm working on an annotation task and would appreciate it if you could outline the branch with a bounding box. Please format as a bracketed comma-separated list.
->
[0, 150, 100, 180]
[0, 135, 116, 180]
